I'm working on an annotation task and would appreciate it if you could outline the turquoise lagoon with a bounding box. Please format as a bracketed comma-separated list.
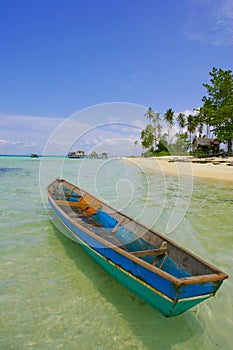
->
[0, 156, 232, 349]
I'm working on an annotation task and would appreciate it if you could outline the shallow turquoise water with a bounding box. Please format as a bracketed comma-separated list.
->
[0, 156, 232, 349]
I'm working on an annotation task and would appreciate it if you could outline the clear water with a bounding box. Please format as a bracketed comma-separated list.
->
[0, 156, 232, 350]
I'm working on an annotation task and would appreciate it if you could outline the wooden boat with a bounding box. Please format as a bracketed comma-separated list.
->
[47, 178, 228, 317]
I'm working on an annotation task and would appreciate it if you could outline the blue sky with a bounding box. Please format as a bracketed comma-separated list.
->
[0, 0, 232, 155]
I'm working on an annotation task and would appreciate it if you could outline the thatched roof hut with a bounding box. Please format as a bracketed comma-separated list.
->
[192, 137, 220, 152]
[101, 152, 108, 159]
[90, 151, 98, 158]
[68, 150, 85, 158]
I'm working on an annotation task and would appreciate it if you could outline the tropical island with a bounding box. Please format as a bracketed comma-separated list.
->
[126, 67, 233, 182]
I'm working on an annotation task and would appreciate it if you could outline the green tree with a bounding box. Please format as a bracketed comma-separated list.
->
[176, 112, 186, 135]
[197, 122, 204, 137]
[187, 114, 196, 149]
[195, 107, 210, 138]
[170, 133, 189, 154]
[155, 112, 162, 140]
[140, 124, 155, 149]
[194, 110, 204, 137]
[155, 133, 169, 154]
[200, 67, 233, 154]
[141, 107, 161, 152]
[134, 140, 138, 156]
[144, 107, 156, 124]
[164, 108, 174, 143]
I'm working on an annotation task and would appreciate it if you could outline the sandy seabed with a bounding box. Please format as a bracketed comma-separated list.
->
[123, 156, 233, 182]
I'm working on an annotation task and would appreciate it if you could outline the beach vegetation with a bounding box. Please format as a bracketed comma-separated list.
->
[141, 107, 168, 156]
[170, 133, 189, 154]
[141, 67, 232, 157]
[143, 147, 156, 157]
[134, 140, 139, 156]
[176, 113, 186, 135]
[141, 124, 155, 149]
[141, 107, 163, 151]
[164, 108, 174, 143]
[156, 135, 169, 154]
[141, 107, 188, 156]
[200, 67, 233, 155]
[187, 114, 197, 145]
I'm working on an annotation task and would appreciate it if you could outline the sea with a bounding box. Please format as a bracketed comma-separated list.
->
[0, 156, 232, 350]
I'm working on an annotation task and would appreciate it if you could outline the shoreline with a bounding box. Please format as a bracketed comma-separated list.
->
[122, 156, 233, 183]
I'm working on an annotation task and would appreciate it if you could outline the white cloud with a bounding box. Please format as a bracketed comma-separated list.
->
[0, 115, 144, 156]
[0, 113, 88, 155]
[0, 104, 155, 156]
[0, 137, 40, 154]
[0, 139, 11, 145]
[184, 0, 233, 46]
[68, 122, 143, 156]
[174, 109, 198, 118]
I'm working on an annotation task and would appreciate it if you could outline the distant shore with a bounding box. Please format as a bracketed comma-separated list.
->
[122, 156, 233, 182]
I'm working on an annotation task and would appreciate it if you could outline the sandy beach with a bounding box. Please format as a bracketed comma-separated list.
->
[123, 156, 233, 182]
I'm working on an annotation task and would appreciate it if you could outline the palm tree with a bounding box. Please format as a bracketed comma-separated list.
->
[144, 107, 156, 124]
[157, 122, 162, 140]
[176, 113, 186, 135]
[134, 140, 138, 156]
[195, 107, 210, 138]
[164, 108, 174, 144]
[143, 107, 161, 151]
[197, 123, 204, 137]
[194, 107, 205, 138]
[187, 114, 197, 150]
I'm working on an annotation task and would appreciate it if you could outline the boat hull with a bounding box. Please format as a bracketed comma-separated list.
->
[48, 201, 215, 317]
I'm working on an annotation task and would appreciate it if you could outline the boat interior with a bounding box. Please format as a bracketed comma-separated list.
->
[48, 179, 218, 279]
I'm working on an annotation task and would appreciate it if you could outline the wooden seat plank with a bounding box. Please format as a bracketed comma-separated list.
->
[131, 247, 167, 258]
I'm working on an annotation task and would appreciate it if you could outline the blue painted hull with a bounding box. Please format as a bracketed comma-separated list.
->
[48, 199, 223, 317]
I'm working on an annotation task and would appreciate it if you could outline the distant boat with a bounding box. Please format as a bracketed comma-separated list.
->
[68, 150, 85, 158]
[30, 154, 39, 158]
[47, 178, 228, 317]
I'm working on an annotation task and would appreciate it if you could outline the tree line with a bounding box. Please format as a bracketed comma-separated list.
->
[140, 67, 233, 156]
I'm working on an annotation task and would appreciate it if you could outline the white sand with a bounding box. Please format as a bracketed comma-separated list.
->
[122, 156, 233, 182]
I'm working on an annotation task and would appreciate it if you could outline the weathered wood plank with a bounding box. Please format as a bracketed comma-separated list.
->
[131, 248, 167, 258]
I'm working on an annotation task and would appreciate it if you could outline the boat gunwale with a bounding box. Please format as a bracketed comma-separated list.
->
[47, 179, 228, 286]
[48, 204, 217, 311]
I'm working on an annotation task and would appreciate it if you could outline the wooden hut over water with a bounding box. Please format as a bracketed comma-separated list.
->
[68, 150, 85, 158]
[90, 151, 98, 159]
[101, 152, 108, 159]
